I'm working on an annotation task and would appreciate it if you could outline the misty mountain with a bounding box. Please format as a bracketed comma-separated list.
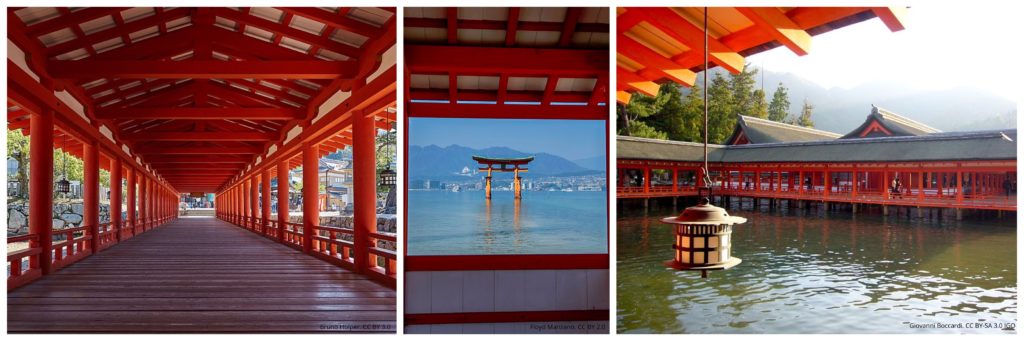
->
[692, 69, 1017, 134]
[572, 156, 607, 172]
[408, 144, 599, 180]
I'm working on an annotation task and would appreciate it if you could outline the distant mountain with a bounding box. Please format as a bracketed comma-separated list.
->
[760, 71, 1017, 133]
[572, 156, 607, 172]
[408, 144, 597, 180]
[692, 69, 1017, 134]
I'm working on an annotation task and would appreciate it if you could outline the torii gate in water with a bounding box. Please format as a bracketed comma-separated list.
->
[472, 156, 534, 199]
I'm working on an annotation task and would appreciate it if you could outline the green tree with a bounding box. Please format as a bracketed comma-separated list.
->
[675, 83, 705, 142]
[768, 82, 791, 122]
[729, 65, 758, 117]
[706, 71, 736, 144]
[7, 129, 30, 201]
[796, 99, 815, 127]
[624, 121, 667, 140]
[649, 83, 690, 141]
[750, 89, 769, 119]
[618, 92, 658, 137]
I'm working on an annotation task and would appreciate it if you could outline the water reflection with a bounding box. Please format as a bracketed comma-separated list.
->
[617, 203, 1016, 334]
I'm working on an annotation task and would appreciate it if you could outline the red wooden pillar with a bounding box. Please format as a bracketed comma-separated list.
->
[696, 167, 705, 188]
[127, 167, 136, 234]
[671, 167, 678, 192]
[250, 176, 258, 230]
[956, 171, 964, 203]
[643, 166, 650, 193]
[823, 169, 830, 199]
[29, 109, 55, 274]
[883, 170, 890, 198]
[798, 170, 804, 195]
[277, 161, 289, 242]
[776, 170, 782, 194]
[755, 168, 761, 192]
[140, 177, 148, 230]
[852, 168, 859, 198]
[918, 171, 924, 201]
[262, 169, 272, 234]
[302, 142, 319, 254]
[110, 157, 122, 241]
[353, 108, 376, 274]
[83, 140, 100, 252]
[242, 179, 250, 227]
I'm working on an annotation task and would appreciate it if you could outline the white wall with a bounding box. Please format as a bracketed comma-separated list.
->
[405, 268, 609, 334]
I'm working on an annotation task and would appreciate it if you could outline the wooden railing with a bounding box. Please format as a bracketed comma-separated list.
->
[7, 216, 176, 291]
[97, 222, 118, 251]
[369, 231, 397, 278]
[51, 225, 92, 271]
[7, 233, 42, 290]
[221, 214, 397, 287]
[311, 225, 355, 267]
[284, 222, 304, 249]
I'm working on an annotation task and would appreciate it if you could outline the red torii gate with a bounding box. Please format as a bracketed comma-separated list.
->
[473, 156, 534, 199]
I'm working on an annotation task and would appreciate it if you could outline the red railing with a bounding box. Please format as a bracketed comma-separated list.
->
[7, 233, 42, 290]
[7, 216, 175, 291]
[51, 225, 92, 271]
[369, 231, 397, 278]
[222, 215, 397, 287]
[97, 222, 117, 250]
[284, 222, 304, 249]
[311, 225, 355, 266]
[264, 219, 280, 239]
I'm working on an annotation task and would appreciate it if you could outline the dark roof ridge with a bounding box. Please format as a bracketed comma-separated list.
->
[728, 129, 1013, 150]
[871, 105, 942, 133]
[739, 115, 842, 137]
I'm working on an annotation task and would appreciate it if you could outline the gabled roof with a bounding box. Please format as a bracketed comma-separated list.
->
[841, 105, 941, 139]
[618, 129, 1016, 164]
[726, 115, 841, 145]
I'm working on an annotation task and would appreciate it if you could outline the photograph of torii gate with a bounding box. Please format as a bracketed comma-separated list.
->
[6, 7, 397, 332]
[403, 7, 611, 334]
[615, 6, 1016, 334]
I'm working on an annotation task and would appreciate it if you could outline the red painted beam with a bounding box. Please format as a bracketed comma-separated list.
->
[96, 107, 303, 120]
[406, 45, 607, 78]
[132, 146, 265, 154]
[121, 131, 277, 141]
[146, 155, 252, 163]
[47, 60, 358, 79]
[404, 17, 608, 33]
[276, 7, 386, 39]
[407, 102, 606, 120]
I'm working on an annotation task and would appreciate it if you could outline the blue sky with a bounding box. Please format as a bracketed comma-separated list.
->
[409, 118, 606, 160]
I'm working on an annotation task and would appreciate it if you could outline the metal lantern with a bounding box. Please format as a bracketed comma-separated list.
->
[379, 168, 396, 187]
[56, 134, 71, 194]
[662, 189, 746, 278]
[56, 178, 71, 194]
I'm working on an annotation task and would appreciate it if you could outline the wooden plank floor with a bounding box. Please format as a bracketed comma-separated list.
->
[7, 217, 396, 333]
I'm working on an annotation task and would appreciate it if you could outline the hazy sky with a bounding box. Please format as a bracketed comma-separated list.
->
[746, 4, 1022, 101]
[408, 118, 606, 160]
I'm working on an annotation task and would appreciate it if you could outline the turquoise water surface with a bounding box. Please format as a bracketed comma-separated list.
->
[407, 190, 608, 255]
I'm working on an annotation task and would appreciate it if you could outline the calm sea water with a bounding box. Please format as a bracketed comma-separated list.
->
[618, 203, 1016, 334]
[407, 190, 608, 255]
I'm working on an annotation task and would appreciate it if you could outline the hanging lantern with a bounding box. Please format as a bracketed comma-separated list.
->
[379, 168, 397, 187]
[56, 134, 71, 194]
[56, 178, 71, 194]
[662, 188, 745, 278]
[377, 111, 397, 188]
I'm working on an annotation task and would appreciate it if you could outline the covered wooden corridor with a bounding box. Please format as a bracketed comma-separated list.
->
[7, 217, 396, 333]
[7, 6, 396, 332]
